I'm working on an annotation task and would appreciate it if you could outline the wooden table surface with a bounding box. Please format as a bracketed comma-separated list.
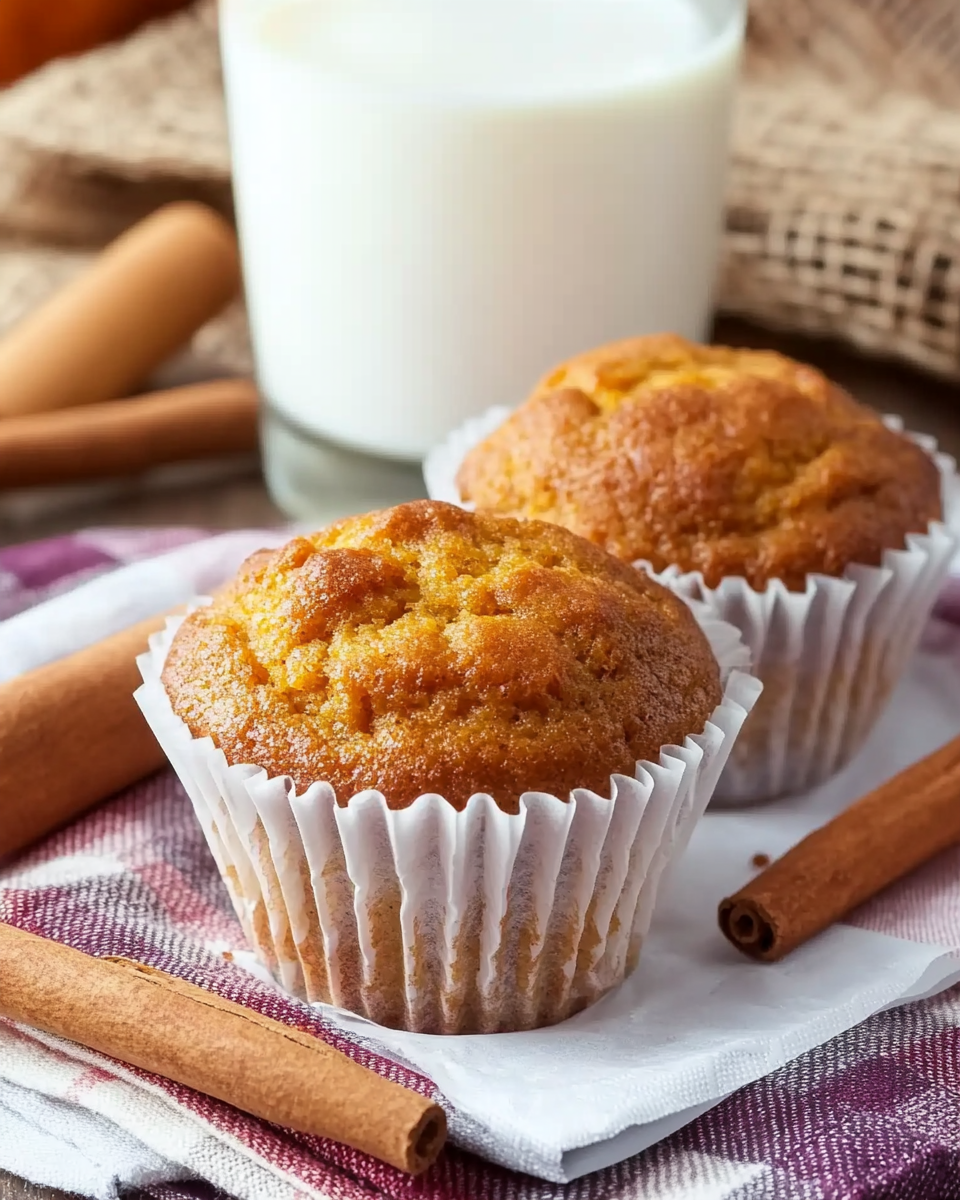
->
[2, 318, 958, 1199]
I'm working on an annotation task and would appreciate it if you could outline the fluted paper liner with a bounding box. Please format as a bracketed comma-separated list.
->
[426, 409, 959, 806]
[135, 602, 758, 1034]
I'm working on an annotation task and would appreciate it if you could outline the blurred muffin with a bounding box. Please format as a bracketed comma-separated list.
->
[140, 499, 758, 1032]
[436, 335, 956, 803]
[456, 333, 942, 591]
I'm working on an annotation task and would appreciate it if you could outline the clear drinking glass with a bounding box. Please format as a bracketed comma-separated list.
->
[220, 0, 746, 521]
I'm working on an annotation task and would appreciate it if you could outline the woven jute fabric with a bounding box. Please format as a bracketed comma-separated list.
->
[724, 0, 960, 379]
[0, 0, 958, 380]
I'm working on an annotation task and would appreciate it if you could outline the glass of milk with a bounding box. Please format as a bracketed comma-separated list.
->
[220, 0, 745, 520]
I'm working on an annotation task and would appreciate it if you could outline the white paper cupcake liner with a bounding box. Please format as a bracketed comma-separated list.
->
[135, 604, 760, 1034]
[425, 409, 959, 805]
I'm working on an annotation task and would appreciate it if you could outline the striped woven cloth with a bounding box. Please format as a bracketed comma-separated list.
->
[1, 527, 959, 1200]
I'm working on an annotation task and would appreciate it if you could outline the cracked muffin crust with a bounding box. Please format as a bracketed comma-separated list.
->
[162, 500, 722, 812]
[455, 334, 943, 591]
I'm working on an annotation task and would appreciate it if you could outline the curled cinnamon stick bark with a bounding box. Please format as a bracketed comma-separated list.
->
[0, 924, 446, 1175]
[0, 379, 259, 490]
[719, 734, 960, 961]
[0, 616, 169, 858]
[0, 203, 241, 419]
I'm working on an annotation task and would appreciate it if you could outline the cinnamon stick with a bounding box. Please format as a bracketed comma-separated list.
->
[0, 203, 241, 419]
[0, 616, 169, 858]
[719, 734, 960, 961]
[0, 379, 259, 490]
[0, 924, 446, 1175]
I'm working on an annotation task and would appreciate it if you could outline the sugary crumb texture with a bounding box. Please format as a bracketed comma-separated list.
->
[163, 501, 721, 811]
[456, 334, 943, 591]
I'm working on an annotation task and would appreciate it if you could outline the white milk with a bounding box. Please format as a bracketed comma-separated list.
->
[221, 0, 744, 474]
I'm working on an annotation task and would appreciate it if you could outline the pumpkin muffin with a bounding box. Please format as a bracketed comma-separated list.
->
[162, 499, 721, 812]
[438, 335, 956, 803]
[456, 334, 942, 593]
[140, 500, 758, 1032]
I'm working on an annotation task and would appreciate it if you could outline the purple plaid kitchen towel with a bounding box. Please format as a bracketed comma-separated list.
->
[0, 527, 205, 620]
[1, 529, 960, 1200]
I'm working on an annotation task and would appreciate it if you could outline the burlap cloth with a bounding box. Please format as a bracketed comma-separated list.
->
[0, 0, 957, 381]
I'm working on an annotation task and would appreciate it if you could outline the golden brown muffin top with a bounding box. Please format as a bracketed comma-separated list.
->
[162, 500, 721, 812]
[456, 334, 943, 591]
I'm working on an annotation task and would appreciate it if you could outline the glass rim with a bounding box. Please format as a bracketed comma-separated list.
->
[219, 0, 747, 113]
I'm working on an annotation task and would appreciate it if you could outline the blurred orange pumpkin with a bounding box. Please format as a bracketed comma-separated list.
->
[0, 0, 193, 85]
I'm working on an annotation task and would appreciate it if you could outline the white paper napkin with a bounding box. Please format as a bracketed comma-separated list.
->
[324, 620, 960, 1182]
